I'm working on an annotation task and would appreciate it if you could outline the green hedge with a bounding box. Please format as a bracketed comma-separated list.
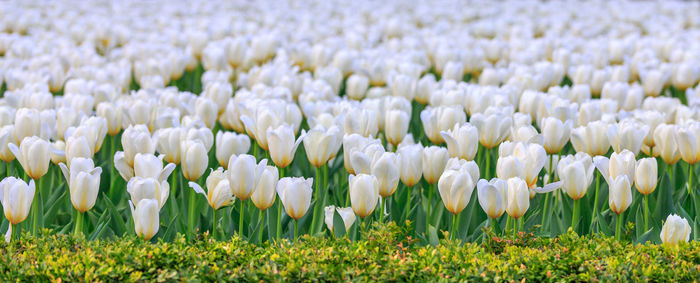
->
[1, 223, 699, 282]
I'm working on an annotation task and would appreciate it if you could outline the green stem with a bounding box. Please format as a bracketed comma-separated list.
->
[403, 185, 412, 223]
[294, 219, 299, 240]
[572, 198, 580, 233]
[505, 215, 512, 234]
[591, 172, 600, 226]
[615, 212, 623, 241]
[310, 166, 322, 235]
[490, 217, 497, 230]
[378, 197, 384, 223]
[30, 178, 39, 236]
[74, 211, 83, 236]
[238, 200, 245, 236]
[426, 183, 433, 228]
[688, 163, 693, 197]
[258, 209, 264, 243]
[212, 208, 217, 240]
[484, 148, 491, 180]
[9, 224, 14, 242]
[512, 217, 518, 237]
[277, 167, 285, 240]
[540, 192, 550, 233]
[169, 167, 179, 222]
[188, 178, 197, 237]
[450, 213, 458, 240]
[643, 194, 649, 232]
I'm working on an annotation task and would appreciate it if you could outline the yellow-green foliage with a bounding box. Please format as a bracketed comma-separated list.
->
[1, 223, 699, 282]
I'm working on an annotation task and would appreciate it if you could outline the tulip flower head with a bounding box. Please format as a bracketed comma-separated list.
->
[0, 177, 35, 225]
[660, 214, 691, 245]
[251, 165, 279, 211]
[126, 177, 170, 210]
[438, 166, 476, 215]
[303, 125, 342, 168]
[227, 154, 268, 201]
[372, 152, 401, 198]
[276, 177, 313, 220]
[58, 158, 102, 213]
[129, 198, 160, 240]
[324, 205, 356, 232]
[506, 177, 530, 219]
[9, 136, 50, 180]
[422, 146, 449, 185]
[189, 168, 235, 210]
[635, 158, 658, 195]
[397, 143, 423, 187]
[477, 178, 507, 219]
[349, 174, 380, 218]
[440, 122, 479, 161]
[215, 131, 251, 168]
[267, 124, 306, 168]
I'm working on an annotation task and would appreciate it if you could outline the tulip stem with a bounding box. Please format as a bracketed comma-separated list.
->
[572, 198, 580, 233]
[688, 164, 693, 198]
[591, 172, 600, 230]
[615, 212, 623, 241]
[505, 215, 512, 235]
[643, 194, 649, 232]
[9, 224, 15, 242]
[169, 167, 179, 224]
[512, 217, 518, 237]
[403, 185, 412, 223]
[188, 179, 198, 238]
[293, 219, 299, 240]
[450, 213, 459, 241]
[74, 211, 83, 236]
[310, 166, 321, 235]
[30, 177, 40, 236]
[212, 208, 217, 240]
[258, 209, 264, 243]
[540, 192, 550, 233]
[238, 200, 245, 236]
[426, 183, 433, 228]
[484, 148, 491, 180]
[378, 197, 384, 223]
[276, 167, 285, 240]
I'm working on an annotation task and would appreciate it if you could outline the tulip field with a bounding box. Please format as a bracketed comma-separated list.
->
[2, 0, 700, 280]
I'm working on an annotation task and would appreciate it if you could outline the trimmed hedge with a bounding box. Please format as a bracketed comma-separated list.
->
[1, 223, 699, 282]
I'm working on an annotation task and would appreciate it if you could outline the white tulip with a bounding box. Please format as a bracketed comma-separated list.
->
[324, 205, 356, 232]
[227, 154, 267, 201]
[276, 177, 313, 220]
[189, 168, 234, 210]
[267, 124, 306, 169]
[58, 157, 102, 213]
[440, 123, 479, 161]
[9, 136, 50, 180]
[660, 214, 691, 245]
[506, 177, 530, 219]
[129, 198, 160, 240]
[477, 178, 507, 219]
[0, 177, 35, 225]
[349, 174, 380, 218]
[126, 177, 169, 210]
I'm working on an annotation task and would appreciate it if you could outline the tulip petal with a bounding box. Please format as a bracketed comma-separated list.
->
[58, 162, 70, 183]
[532, 181, 563, 193]
[159, 163, 176, 183]
[189, 182, 207, 197]
[4, 225, 11, 243]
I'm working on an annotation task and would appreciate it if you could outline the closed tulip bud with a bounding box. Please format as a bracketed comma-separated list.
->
[675, 122, 700, 165]
[155, 127, 184, 164]
[228, 154, 267, 201]
[202, 82, 232, 115]
[343, 134, 378, 174]
[123, 99, 153, 127]
[641, 70, 666, 97]
[324, 206, 356, 232]
[496, 154, 525, 181]
[122, 125, 157, 167]
[372, 152, 401, 198]
[56, 107, 85, 140]
[189, 168, 234, 210]
[541, 117, 572, 154]
[343, 108, 378, 138]
[0, 177, 35, 225]
[397, 144, 422, 187]
[421, 106, 466, 144]
[422, 146, 449, 184]
[134, 153, 175, 182]
[506, 177, 530, 219]
[58, 158, 101, 213]
[440, 123, 479, 160]
[349, 174, 380, 218]
[346, 74, 369, 100]
[215, 131, 251, 168]
[240, 108, 280, 151]
[470, 112, 512, 149]
[303, 125, 342, 168]
[477, 178, 507, 219]
[438, 167, 475, 215]
[570, 121, 610, 156]
[607, 121, 649, 156]
[653, 124, 681, 165]
[14, 108, 41, 143]
[81, 117, 108, 153]
[251, 165, 279, 210]
[635, 158, 657, 195]
[9, 136, 50, 180]
[385, 110, 410, 147]
[0, 125, 15, 162]
[194, 97, 218, 129]
[558, 160, 594, 200]
[671, 63, 699, 90]
[180, 140, 208, 181]
[127, 177, 169, 210]
[276, 177, 313, 220]
[608, 175, 632, 214]
[96, 102, 123, 136]
[267, 124, 306, 169]
[660, 214, 691, 245]
[129, 198, 160, 240]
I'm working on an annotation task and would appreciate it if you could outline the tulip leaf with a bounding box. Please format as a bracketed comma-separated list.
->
[102, 193, 127, 236]
[332, 210, 346, 238]
[427, 225, 439, 246]
[89, 213, 111, 241]
[634, 204, 644, 239]
[596, 211, 612, 236]
[634, 228, 655, 244]
[653, 174, 674, 224]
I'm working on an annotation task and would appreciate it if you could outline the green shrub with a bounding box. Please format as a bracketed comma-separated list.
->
[1, 223, 699, 282]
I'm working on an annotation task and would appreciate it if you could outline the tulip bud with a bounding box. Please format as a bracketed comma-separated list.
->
[343, 134, 378, 174]
[440, 123, 479, 161]
[122, 125, 157, 167]
[9, 136, 50, 180]
[303, 125, 342, 168]
[133, 153, 175, 182]
[56, 107, 85, 140]
[228, 154, 267, 201]
[343, 108, 378, 138]
[385, 110, 410, 147]
[276, 177, 313, 220]
[129, 198, 160, 240]
[607, 120, 649, 156]
[570, 121, 610, 156]
[477, 178, 507, 219]
[346, 74, 369, 100]
[397, 144, 423, 187]
[558, 160, 594, 200]
[506, 177, 530, 219]
[438, 167, 475, 215]
[267, 124, 306, 169]
[324, 205, 356, 232]
[422, 146, 449, 185]
[180, 140, 208, 182]
[421, 106, 466, 144]
[541, 117, 572, 154]
[189, 168, 234, 210]
[215, 131, 251, 168]
[635, 158, 657, 195]
[0, 177, 35, 225]
[349, 174, 380, 218]
[500, 142, 547, 187]
[470, 112, 512, 149]
[496, 155, 525, 180]
[0, 125, 15, 162]
[126, 177, 170, 210]
[653, 124, 681, 165]
[675, 122, 700, 165]
[14, 108, 41, 143]
[96, 102, 123, 136]
[251, 165, 279, 210]
[608, 175, 632, 214]
[372, 152, 401, 198]
[58, 158, 102, 213]
[660, 214, 691, 245]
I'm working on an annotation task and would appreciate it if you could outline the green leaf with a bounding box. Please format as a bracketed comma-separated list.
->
[634, 228, 654, 244]
[332, 210, 346, 238]
[427, 225, 439, 246]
